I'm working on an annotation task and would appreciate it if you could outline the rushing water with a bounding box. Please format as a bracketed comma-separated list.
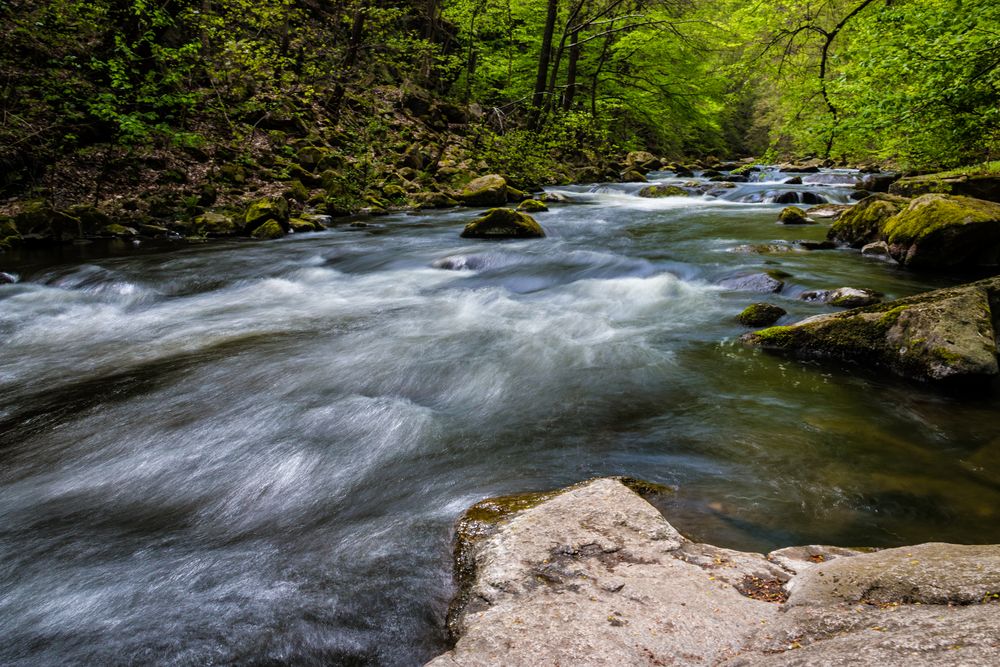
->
[2, 168, 1000, 666]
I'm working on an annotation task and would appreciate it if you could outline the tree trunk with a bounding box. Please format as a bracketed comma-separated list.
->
[531, 0, 560, 126]
[562, 27, 581, 111]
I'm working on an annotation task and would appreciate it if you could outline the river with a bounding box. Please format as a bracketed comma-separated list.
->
[2, 168, 999, 665]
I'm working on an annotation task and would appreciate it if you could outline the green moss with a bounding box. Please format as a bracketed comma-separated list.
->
[638, 185, 688, 198]
[751, 325, 797, 346]
[288, 217, 322, 233]
[244, 197, 289, 232]
[251, 219, 285, 239]
[0, 217, 21, 250]
[737, 303, 787, 327]
[461, 207, 545, 239]
[878, 305, 909, 327]
[778, 206, 809, 224]
[827, 194, 909, 246]
[99, 224, 136, 236]
[883, 194, 1000, 244]
[517, 198, 549, 212]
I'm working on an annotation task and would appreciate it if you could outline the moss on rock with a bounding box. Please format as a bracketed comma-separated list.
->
[827, 193, 910, 247]
[0, 217, 22, 250]
[778, 206, 811, 225]
[737, 303, 787, 327]
[194, 212, 239, 236]
[638, 185, 688, 198]
[517, 199, 549, 213]
[459, 174, 508, 206]
[461, 208, 545, 239]
[742, 276, 1000, 384]
[243, 197, 289, 234]
[251, 219, 286, 239]
[882, 194, 1000, 270]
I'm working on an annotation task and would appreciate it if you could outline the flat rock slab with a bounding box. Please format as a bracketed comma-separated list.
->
[428, 479, 1000, 666]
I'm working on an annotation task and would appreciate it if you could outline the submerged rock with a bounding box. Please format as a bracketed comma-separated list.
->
[737, 303, 787, 327]
[428, 478, 1000, 667]
[882, 194, 1000, 270]
[458, 174, 508, 207]
[743, 276, 1000, 384]
[638, 184, 688, 198]
[460, 208, 545, 239]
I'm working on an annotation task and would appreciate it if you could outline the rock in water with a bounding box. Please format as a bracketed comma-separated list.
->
[889, 171, 1000, 202]
[459, 175, 509, 207]
[638, 184, 688, 198]
[827, 193, 909, 247]
[516, 199, 548, 213]
[778, 206, 812, 224]
[882, 194, 1000, 270]
[721, 273, 785, 293]
[737, 303, 787, 327]
[742, 276, 1000, 384]
[460, 208, 545, 239]
[427, 478, 1000, 666]
[800, 287, 883, 308]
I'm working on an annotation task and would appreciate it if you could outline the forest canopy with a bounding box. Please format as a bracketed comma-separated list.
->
[1, 0, 998, 195]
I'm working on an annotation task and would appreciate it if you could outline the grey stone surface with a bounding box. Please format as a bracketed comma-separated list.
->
[428, 478, 1000, 667]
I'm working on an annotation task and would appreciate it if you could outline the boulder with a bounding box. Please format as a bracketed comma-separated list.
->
[1, 217, 22, 250]
[783, 176, 803, 185]
[460, 208, 545, 239]
[778, 206, 812, 225]
[288, 217, 324, 233]
[737, 303, 787, 327]
[516, 199, 548, 213]
[412, 192, 460, 209]
[620, 169, 648, 183]
[801, 287, 883, 308]
[742, 276, 1000, 384]
[459, 175, 508, 207]
[251, 219, 286, 239]
[882, 194, 1000, 270]
[638, 185, 688, 198]
[539, 191, 571, 204]
[428, 478, 1000, 667]
[862, 240, 890, 256]
[0, 271, 17, 284]
[98, 224, 137, 237]
[857, 172, 899, 193]
[243, 197, 289, 234]
[889, 171, 1000, 203]
[807, 203, 853, 220]
[625, 150, 657, 168]
[193, 212, 239, 237]
[721, 273, 784, 293]
[827, 193, 909, 247]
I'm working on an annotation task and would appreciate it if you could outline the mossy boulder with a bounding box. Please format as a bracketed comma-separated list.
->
[459, 174, 508, 206]
[827, 193, 910, 247]
[742, 276, 1000, 384]
[284, 180, 310, 202]
[621, 169, 648, 183]
[98, 224, 137, 237]
[778, 206, 811, 225]
[288, 217, 323, 233]
[517, 199, 549, 213]
[243, 197, 289, 234]
[737, 303, 786, 327]
[882, 194, 1000, 270]
[194, 212, 239, 237]
[251, 219, 286, 240]
[1, 217, 22, 250]
[638, 185, 688, 198]
[461, 208, 545, 239]
[801, 287, 882, 308]
[889, 171, 1000, 203]
[411, 192, 459, 209]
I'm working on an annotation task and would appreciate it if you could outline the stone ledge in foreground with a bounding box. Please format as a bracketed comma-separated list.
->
[426, 477, 1000, 667]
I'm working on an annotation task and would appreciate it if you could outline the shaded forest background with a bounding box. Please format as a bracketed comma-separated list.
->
[1, 0, 998, 205]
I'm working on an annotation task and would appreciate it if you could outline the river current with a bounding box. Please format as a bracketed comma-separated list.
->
[2, 169, 999, 665]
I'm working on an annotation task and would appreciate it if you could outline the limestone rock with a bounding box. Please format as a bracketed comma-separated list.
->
[827, 193, 909, 246]
[459, 175, 508, 207]
[882, 194, 1000, 270]
[428, 478, 1000, 667]
[460, 208, 545, 239]
[742, 276, 1000, 384]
